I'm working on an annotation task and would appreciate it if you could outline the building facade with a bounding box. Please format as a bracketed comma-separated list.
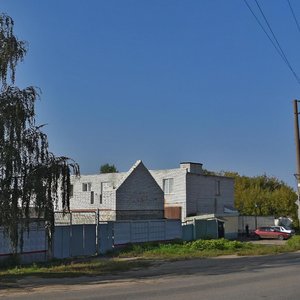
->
[56, 160, 164, 221]
[57, 161, 236, 223]
[150, 162, 236, 221]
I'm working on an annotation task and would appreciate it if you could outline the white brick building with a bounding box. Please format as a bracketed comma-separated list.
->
[150, 162, 236, 221]
[57, 160, 236, 223]
[56, 160, 164, 221]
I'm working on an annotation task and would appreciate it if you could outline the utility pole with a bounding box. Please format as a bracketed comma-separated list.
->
[293, 100, 300, 224]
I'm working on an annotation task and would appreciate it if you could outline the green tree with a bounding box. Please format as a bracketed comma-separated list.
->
[223, 172, 298, 222]
[100, 163, 118, 174]
[0, 14, 79, 253]
[205, 169, 297, 224]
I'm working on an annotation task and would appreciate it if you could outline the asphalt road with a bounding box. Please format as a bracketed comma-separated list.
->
[1, 251, 300, 300]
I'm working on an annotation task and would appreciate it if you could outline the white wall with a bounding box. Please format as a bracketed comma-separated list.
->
[116, 162, 164, 219]
[186, 174, 235, 216]
[238, 216, 275, 232]
[151, 166, 235, 221]
[56, 161, 164, 221]
[56, 173, 125, 221]
[150, 168, 187, 220]
[56, 173, 125, 212]
[223, 216, 239, 239]
[57, 162, 235, 223]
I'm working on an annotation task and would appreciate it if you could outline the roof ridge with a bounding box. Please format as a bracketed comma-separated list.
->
[115, 160, 143, 189]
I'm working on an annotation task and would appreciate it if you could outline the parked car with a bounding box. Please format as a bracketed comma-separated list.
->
[254, 226, 291, 240]
[270, 226, 295, 235]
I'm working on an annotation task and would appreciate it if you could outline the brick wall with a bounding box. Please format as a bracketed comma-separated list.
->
[186, 174, 235, 216]
[116, 162, 164, 219]
[56, 161, 164, 221]
[151, 165, 235, 221]
[56, 173, 125, 211]
[150, 168, 187, 220]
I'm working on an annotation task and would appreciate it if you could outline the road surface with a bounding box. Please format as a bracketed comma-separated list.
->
[1, 252, 300, 299]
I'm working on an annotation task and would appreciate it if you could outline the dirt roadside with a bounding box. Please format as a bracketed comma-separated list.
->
[0, 239, 291, 298]
[0, 256, 243, 297]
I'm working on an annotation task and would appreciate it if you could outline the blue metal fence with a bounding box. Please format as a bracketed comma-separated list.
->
[52, 219, 182, 258]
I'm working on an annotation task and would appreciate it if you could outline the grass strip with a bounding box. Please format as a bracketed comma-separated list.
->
[1, 236, 300, 279]
[0, 258, 150, 279]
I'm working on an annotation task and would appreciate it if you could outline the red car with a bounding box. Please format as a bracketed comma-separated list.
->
[254, 226, 291, 240]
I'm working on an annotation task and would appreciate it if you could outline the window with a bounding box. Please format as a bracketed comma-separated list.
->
[163, 178, 174, 194]
[82, 182, 91, 192]
[90, 191, 94, 204]
[69, 184, 73, 197]
[215, 180, 221, 196]
[101, 182, 112, 192]
[214, 198, 217, 213]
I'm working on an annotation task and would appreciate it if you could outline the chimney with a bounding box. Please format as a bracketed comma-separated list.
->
[180, 162, 203, 174]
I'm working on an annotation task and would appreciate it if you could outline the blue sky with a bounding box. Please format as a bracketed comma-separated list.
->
[2, 0, 300, 187]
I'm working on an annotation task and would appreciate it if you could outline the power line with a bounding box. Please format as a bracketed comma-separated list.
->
[287, 0, 300, 36]
[244, 0, 300, 85]
[254, 0, 300, 84]
[243, 0, 286, 63]
[254, 1, 290, 64]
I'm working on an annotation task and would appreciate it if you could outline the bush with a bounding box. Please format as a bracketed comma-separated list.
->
[0, 254, 21, 269]
[188, 238, 245, 251]
[286, 235, 300, 249]
[116, 239, 255, 259]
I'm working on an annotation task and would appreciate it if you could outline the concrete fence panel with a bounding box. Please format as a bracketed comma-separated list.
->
[0, 228, 13, 256]
[53, 226, 71, 259]
[72, 225, 96, 257]
[165, 220, 182, 240]
[113, 219, 182, 246]
[98, 223, 113, 254]
[53, 224, 97, 258]
[113, 222, 131, 245]
[83, 224, 97, 256]
[0, 223, 47, 263]
[238, 216, 275, 233]
[148, 220, 165, 241]
[70, 225, 84, 257]
[182, 223, 194, 241]
[130, 221, 149, 243]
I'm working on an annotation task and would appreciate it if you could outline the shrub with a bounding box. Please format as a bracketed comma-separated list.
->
[189, 239, 245, 251]
[0, 255, 21, 269]
[286, 235, 300, 249]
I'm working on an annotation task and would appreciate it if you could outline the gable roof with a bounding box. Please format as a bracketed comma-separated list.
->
[115, 160, 144, 190]
[71, 160, 147, 190]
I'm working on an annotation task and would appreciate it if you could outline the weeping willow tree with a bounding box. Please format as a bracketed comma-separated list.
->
[0, 14, 79, 254]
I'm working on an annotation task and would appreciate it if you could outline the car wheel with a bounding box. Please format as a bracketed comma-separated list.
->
[254, 234, 260, 240]
[278, 235, 284, 240]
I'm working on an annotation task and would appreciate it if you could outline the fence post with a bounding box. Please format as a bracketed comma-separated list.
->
[45, 219, 50, 261]
[193, 218, 196, 240]
[96, 209, 99, 255]
[83, 223, 85, 255]
[69, 212, 72, 257]
[45, 218, 54, 261]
